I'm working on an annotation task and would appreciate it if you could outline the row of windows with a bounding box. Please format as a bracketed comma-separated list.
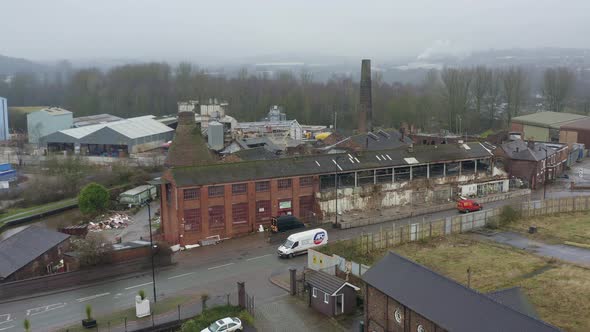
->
[183, 177, 315, 199]
[182, 197, 314, 232]
[312, 287, 330, 304]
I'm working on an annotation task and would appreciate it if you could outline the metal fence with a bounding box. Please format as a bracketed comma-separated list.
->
[58, 290, 248, 332]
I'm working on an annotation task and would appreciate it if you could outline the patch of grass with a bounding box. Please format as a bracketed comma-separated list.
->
[505, 212, 590, 245]
[180, 305, 253, 332]
[0, 197, 78, 224]
[59, 295, 191, 332]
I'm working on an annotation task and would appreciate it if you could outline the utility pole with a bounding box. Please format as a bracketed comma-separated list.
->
[543, 148, 548, 200]
[147, 202, 157, 303]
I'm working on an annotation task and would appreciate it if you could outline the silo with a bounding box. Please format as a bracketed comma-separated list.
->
[208, 121, 224, 150]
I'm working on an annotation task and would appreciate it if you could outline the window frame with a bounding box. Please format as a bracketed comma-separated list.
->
[183, 188, 200, 201]
[255, 181, 270, 192]
[208, 185, 225, 198]
[324, 293, 329, 304]
[231, 183, 248, 195]
[312, 287, 317, 298]
[278, 178, 292, 190]
[299, 176, 313, 188]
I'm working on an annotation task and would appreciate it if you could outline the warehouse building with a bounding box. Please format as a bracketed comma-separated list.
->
[559, 117, 590, 150]
[41, 116, 174, 156]
[160, 141, 503, 246]
[510, 111, 588, 143]
[27, 107, 73, 144]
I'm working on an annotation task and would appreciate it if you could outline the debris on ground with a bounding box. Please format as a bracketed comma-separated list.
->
[88, 213, 131, 231]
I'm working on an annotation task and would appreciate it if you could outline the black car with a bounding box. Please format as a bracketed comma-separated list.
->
[270, 215, 305, 233]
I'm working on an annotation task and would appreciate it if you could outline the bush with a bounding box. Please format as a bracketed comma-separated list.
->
[139, 289, 146, 300]
[78, 182, 110, 215]
[499, 205, 521, 226]
[180, 306, 251, 332]
[85, 304, 93, 320]
[71, 233, 114, 267]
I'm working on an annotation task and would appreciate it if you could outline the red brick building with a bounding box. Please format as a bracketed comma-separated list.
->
[362, 252, 559, 332]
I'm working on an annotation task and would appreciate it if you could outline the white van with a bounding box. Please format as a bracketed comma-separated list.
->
[277, 228, 328, 258]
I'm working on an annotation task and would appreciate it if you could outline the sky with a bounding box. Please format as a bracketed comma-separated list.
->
[1, 0, 590, 62]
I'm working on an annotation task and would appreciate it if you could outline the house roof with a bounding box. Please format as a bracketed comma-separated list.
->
[501, 140, 562, 161]
[512, 111, 587, 129]
[559, 117, 590, 131]
[233, 147, 279, 161]
[362, 252, 560, 332]
[236, 137, 281, 152]
[171, 142, 492, 187]
[487, 287, 539, 319]
[0, 226, 70, 279]
[305, 270, 359, 295]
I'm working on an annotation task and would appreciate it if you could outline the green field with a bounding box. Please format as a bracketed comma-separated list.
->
[505, 211, 590, 245]
[0, 197, 78, 226]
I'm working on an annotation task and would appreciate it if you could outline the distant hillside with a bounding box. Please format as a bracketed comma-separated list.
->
[0, 54, 47, 75]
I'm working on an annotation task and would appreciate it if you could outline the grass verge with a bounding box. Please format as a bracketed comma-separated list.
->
[0, 197, 78, 225]
[321, 235, 590, 331]
[504, 211, 590, 245]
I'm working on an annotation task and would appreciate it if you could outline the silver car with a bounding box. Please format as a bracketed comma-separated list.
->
[200, 317, 243, 332]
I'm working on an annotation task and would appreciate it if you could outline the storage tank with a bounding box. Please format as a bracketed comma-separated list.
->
[208, 121, 224, 150]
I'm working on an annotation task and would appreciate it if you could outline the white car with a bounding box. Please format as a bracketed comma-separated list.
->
[201, 317, 243, 332]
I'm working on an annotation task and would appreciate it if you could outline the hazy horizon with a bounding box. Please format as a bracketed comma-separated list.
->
[2, 0, 590, 63]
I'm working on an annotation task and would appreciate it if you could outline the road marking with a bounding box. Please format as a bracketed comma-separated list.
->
[207, 262, 235, 270]
[0, 314, 12, 325]
[124, 282, 153, 290]
[168, 272, 195, 280]
[76, 292, 110, 303]
[246, 254, 272, 261]
[26, 303, 66, 316]
[0, 325, 14, 331]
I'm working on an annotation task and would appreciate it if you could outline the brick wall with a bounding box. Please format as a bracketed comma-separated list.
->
[3, 239, 70, 282]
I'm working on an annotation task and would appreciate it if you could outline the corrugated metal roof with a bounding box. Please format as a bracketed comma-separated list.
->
[362, 252, 560, 332]
[512, 111, 587, 128]
[53, 116, 173, 140]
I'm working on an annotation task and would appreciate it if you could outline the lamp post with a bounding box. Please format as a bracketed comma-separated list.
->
[333, 156, 346, 228]
[145, 200, 157, 303]
[539, 147, 549, 200]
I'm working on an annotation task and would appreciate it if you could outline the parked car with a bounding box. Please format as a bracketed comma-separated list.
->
[457, 199, 483, 213]
[270, 215, 305, 233]
[201, 317, 242, 332]
[278, 228, 328, 258]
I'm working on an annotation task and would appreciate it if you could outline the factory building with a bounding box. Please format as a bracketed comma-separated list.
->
[41, 116, 173, 156]
[27, 107, 73, 144]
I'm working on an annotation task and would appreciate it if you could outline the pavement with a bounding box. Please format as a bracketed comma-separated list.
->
[477, 231, 590, 267]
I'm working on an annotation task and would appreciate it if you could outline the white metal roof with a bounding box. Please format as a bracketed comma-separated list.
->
[54, 116, 173, 140]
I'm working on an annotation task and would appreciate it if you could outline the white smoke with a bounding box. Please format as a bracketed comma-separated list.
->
[417, 40, 468, 60]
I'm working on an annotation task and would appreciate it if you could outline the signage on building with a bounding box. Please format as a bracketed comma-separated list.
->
[279, 201, 292, 209]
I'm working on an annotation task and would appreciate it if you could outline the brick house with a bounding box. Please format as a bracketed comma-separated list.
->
[0, 226, 70, 282]
[494, 140, 568, 189]
[362, 252, 559, 332]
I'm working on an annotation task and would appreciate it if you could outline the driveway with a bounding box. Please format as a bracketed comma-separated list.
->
[478, 231, 590, 267]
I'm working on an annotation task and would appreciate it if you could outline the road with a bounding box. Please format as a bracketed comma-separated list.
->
[2, 176, 590, 331]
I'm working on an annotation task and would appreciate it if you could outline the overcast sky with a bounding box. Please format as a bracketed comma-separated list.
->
[2, 0, 589, 62]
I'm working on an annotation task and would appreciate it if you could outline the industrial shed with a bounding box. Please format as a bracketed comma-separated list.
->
[41, 116, 174, 156]
[510, 111, 588, 142]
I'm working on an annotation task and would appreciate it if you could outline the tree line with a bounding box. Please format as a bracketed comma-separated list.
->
[1, 62, 587, 134]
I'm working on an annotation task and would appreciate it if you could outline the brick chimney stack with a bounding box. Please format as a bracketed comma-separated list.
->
[359, 59, 373, 133]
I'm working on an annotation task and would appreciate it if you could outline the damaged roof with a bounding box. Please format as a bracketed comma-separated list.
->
[171, 141, 492, 187]
[501, 140, 563, 161]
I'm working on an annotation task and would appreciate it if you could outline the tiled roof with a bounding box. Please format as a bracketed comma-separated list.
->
[305, 270, 359, 295]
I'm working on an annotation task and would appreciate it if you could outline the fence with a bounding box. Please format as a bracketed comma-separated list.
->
[59, 288, 254, 331]
[311, 196, 590, 277]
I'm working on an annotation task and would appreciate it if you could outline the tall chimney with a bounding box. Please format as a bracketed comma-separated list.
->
[359, 59, 373, 133]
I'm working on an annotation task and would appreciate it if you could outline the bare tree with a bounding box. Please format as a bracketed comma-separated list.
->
[502, 67, 529, 124]
[472, 66, 492, 117]
[441, 68, 472, 133]
[543, 67, 576, 112]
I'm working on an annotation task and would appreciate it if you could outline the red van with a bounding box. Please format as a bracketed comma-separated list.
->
[457, 199, 483, 213]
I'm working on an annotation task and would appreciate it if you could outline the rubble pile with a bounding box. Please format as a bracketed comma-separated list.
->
[88, 213, 131, 231]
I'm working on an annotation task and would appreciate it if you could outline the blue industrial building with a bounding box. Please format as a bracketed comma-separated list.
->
[0, 97, 8, 141]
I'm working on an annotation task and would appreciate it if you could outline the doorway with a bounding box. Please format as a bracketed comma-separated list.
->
[336, 294, 344, 315]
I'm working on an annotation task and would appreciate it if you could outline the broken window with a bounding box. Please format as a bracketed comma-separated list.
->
[477, 159, 491, 173]
[357, 170, 375, 186]
[446, 162, 460, 176]
[429, 163, 445, 178]
[299, 176, 313, 187]
[208, 206, 225, 230]
[319, 174, 336, 191]
[337, 172, 355, 188]
[412, 165, 428, 179]
[461, 160, 476, 175]
[376, 168, 393, 184]
[395, 167, 411, 182]
[184, 208, 201, 231]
